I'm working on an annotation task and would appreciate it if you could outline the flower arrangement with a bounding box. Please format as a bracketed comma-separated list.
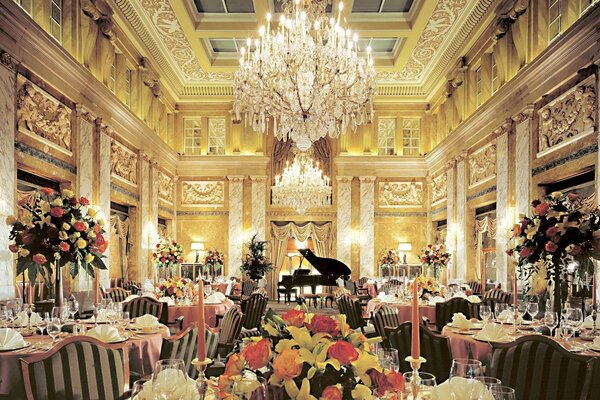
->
[420, 244, 450, 280]
[506, 192, 600, 307]
[7, 188, 108, 291]
[157, 276, 195, 300]
[203, 249, 224, 277]
[240, 234, 272, 281]
[152, 240, 183, 275]
[409, 275, 440, 295]
[208, 308, 405, 399]
[378, 249, 400, 277]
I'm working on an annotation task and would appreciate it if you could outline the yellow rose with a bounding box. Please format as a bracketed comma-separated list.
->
[40, 201, 50, 214]
[87, 231, 96, 239]
[85, 253, 94, 264]
[51, 198, 63, 207]
[97, 219, 105, 227]
[19, 248, 30, 257]
[551, 191, 562, 199]
[76, 238, 87, 249]
[62, 223, 71, 230]
[5, 216, 17, 225]
[59, 231, 68, 240]
[88, 208, 97, 218]
[62, 189, 75, 198]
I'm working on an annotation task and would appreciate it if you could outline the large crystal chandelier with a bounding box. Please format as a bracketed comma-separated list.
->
[272, 153, 332, 214]
[234, 0, 376, 151]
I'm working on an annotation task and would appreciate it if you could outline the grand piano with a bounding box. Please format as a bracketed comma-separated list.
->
[278, 249, 351, 298]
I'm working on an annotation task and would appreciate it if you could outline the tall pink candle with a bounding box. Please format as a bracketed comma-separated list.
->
[411, 281, 420, 359]
[593, 268, 597, 306]
[197, 280, 206, 360]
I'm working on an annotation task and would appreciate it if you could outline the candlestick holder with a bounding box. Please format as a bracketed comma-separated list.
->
[591, 306, 597, 336]
[193, 357, 212, 395]
[405, 356, 426, 399]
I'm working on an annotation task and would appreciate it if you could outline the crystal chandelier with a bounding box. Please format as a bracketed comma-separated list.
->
[272, 153, 332, 214]
[233, 0, 376, 151]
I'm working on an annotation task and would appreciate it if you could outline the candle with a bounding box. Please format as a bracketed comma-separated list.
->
[197, 280, 207, 360]
[411, 280, 420, 359]
[593, 265, 597, 306]
[513, 274, 518, 308]
[94, 274, 99, 305]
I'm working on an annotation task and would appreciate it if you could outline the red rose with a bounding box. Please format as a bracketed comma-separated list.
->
[50, 207, 64, 217]
[521, 246, 534, 257]
[242, 338, 271, 369]
[167, 287, 174, 295]
[385, 370, 405, 393]
[79, 196, 90, 206]
[156, 243, 161, 248]
[327, 340, 359, 365]
[73, 221, 87, 232]
[152, 253, 157, 258]
[322, 385, 342, 400]
[70, 197, 78, 206]
[307, 314, 339, 336]
[59, 242, 70, 252]
[40, 188, 54, 195]
[22, 234, 33, 245]
[369, 369, 390, 396]
[160, 257, 166, 263]
[567, 193, 579, 200]
[545, 226, 559, 239]
[545, 241, 558, 253]
[32, 253, 47, 265]
[178, 258, 183, 263]
[531, 200, 541, 207]
[534, 202, 550, 216]
[8, 244, 18, 253]
[282, 309, 305, 327]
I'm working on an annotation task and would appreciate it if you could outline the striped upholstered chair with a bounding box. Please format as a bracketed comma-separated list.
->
[123, 296, 164, 320]
[107, 287, 128, 303]
[434, 297, 475, 332]
[483, 288, 511, 304]
[489, 335, 595, 400]
[336, 295, 376, 337]
[217, 306, 243, 357]
[388, 322, 452, 383]
[239, 293, 268, 338]
[19, 336, 129, 400]
[467, 281, 482, 295]
[159, 326, 220, 379]
[372, 304, 400, 346]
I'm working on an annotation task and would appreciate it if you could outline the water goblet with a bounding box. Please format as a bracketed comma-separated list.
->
[480, 305, 492, 323]
[565, 307, 583, 335]
[47, 318, 61, 344]
[403, 371, 437, 396]
[377, 348, 399, 372]
[543, 311, 558, 337]
[475, 376, 501, 389]
[449, 358, 483, 380]
[152, 359, 187, 400]
[130, 379, 148, 399]
[490, 384, 516, 400]
[69, 300, 79, 321]
[559, 322, 574, 343]
[495, 303, 508, 323]
[527, 301, 539, 322]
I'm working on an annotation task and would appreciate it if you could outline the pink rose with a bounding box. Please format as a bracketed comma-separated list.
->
[534, 202, 550, 216]
[50, 207, 64, 218]
[545, 241, 558, 253]
[567, 193, 579, 200]
[73, 221, 87, 232]
[40, 188, 54, 196]
[79, 196, 90, 206]
[545, 226, 559, 239]
[59, 242, 70, 252]
[32, 253, 47, 265]
[521, 247, 534, 257]
[9, 244, 18, 253]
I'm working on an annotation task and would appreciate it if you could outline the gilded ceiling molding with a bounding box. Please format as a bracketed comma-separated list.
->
[511, 104, 535, 123]
[378, 181, 424, 207]
[492, 0, 529, 41]
[81, 0, 116, 41]
[468, 143, 497, 187]
[0, 49, 18, 72]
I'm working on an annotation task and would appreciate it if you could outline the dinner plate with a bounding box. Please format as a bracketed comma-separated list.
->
[578, 334, 596, 342]
[0, 341, 31, 352]
[473, 335, 512, 344]
[584, 343, 600, 352]
[130, 327, 161, 334]
[447, 322, 483, 330]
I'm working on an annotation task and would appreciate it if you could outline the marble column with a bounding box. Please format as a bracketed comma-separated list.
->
[359, 177, 375, 278]
[495, 120, 513, 290]
[426, 175, 433, 244]
[512, 106, 535, 217]
[149, 159, 159, 275]
[228, 176, 244, 277]
[98, 125, 112, 287]
[445, 162, 456, 280]
[0, 52, 17, 299]
[250, 176, 267, 241]
[171, 176, 179, 240]
[336, 177, 353, 266]
[455, 153, 468, 282]
[138, 151, 151, 280]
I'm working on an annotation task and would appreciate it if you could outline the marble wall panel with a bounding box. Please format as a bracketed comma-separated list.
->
[514, 111, 533, 217]
[456, 159, 467, 281]
[337, 177, 352, 266]
[251, 176, 266, 241]
[99, 129, 111, 286]
[495, 131, 509, 289]
[139, 153, 150, 279]
[446, 166, 456, 279]
[228, 176, 244, 277]
[359, 177, 375, 277]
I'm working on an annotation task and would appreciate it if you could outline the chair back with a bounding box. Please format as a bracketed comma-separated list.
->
[242, 280, 257, 296]
[468, 281, 482, 295]
[19, 336, 129, 400]
[107, 288, 128, 303]
[123, 281, 140, 294]
[483, 288, 510, 303]
[388, 322, 452, 382]
[435, 297, 474, 331]
[336, 295, 366, 330]
[489, 335, 595, 400]
[372, 304, 399, 343]
[123, 296, 164, 320]
[380, 283, 392, 294]
[252, 287, 268, 297]
[219, 306, 243, 347]
[389, 279, 402, 286]
[241, 293, 267, 329]
[345, 280, 360, 296]
[358, 277, 368, 286]
[159, 326, 219, 379]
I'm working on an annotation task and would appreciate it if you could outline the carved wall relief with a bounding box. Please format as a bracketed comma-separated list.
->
[181, 181, 224, 206]
[16, 81, 72, 151]
[468, 143, 497, 187]
[538, 77, 596, 153]
[378, 181, 423, 207]
[158, 171, 174, 203]
[431, 173, 448, 204]
[110, 140, 138, 185]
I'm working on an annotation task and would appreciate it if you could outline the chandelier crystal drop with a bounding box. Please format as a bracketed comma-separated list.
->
[271, 153, 332, 214]
[233, 0, 376, 151]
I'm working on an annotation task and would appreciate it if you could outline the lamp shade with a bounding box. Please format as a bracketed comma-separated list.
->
[191, 242, 205, 251]
[287, 238, 298, 254]
[397, 242, 412, 252]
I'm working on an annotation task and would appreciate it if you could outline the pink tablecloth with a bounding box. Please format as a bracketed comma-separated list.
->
[365, 299, 436, 324]
[365, 283, 378, 298]
[168, 301, 232, 330]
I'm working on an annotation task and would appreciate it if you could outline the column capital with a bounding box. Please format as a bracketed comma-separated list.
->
[511, 104, 535, 123]
[446, 159, 457, 169]
[74, 105, 96, 123]
[249, 175, 267, 183]
[455, 150, 468, 163]
[227, 175, 245, 182]
[173, 175, 179, 183]
[149, 158, 159, 167]
[100, 124, 114, 137]
[0, 49, 18, 72]
[493, 118, 513, 138]
[358, 176, 376, 183]
[336, 176, 354, 183]
[138, 150, 150, 162]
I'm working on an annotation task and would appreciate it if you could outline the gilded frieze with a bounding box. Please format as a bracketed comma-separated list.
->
[468, 143, 496, 187]
[158, 171, 174, 203]
[378, 182, 423, 207]
[181, 181, 224, 206]
[431, 173, 447, 204]
[110, 140, 138, 185]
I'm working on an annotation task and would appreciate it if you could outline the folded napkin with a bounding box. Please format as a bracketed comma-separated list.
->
[86, 325, 123, 343]
[467, 295, 481, 303]
[124, 294, 139, 302]
[14, 311, 29, 327]
[206, 292, 226, 303]
[134, 314, 160, 329]
[476, 323, 511, 342]
[497, 309, 523, 324]
[453, 291, 468, 299]
[451, 313, 475, 329]
[29, 312, 43, 325]
[158, 296, 175, 306]
[431, 377, 493, 400]
[366, 279, 375, 285]
[0, 328, 26, 349]
[583, 315, 600, 329]
[135, 369, 199, 400]
[429, 296, 446, 305]
[381, 294, 398, 303]
[592, 336, 600, 349]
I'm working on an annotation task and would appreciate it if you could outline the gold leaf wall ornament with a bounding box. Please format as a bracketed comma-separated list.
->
[431, 173, 448, 204]
[378, 182, 423, 207]
[110, 140, 138, 185]
[16, 82, 72, 151]
[538, 79, 596, 153]
[468, 143, 497, 187]
[157, 171, 174, 203]
[181, 181, 224, 206]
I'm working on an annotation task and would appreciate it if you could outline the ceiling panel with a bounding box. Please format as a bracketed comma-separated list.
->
[273, 0, 333, 13]
[352, 0, 414, 13]
[194, 0, 255, 13]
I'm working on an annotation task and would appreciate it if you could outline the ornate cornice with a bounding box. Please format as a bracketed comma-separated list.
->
[0, 49, 18, 72]
[359, 176, 377, 183]
[492, 0, 529, 41]
[336, 176, 354, 183]
[227, 175, 245, 182]
[511, 104, 535, 123]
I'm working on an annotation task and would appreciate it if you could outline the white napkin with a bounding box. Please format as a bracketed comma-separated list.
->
[431, 377, 493, 400]
[135, 370, 199, 400]
[336, 277, 345, 288]
[475, 323, 511, 342]
[583, 315, 600, 329]
[381, 294, 398, 303]
[134, 314, 160, 329]
[497, 309, 523, 324]
[467, 295, 481, 303]
[158, 296, 175, 306]
[453, 291, 468, 299]
[29, 312, 43, 325]
[366, 279, 375, 285]
[451, 313, 475, 329]
[86, 325, 123, 343]
[14, 311, 29, 327]
[592, 336, 600, 349]
[206, 292, 226, 303]
[429, 296, 446, 305]
[0, 328, 26, 349]
[124, 294, 139, 302]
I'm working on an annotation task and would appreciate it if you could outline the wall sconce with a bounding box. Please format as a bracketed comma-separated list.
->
[397, 242, 412, 264]
[191, 242, 204, 263]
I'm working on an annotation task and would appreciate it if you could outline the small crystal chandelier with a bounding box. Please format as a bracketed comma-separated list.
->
[234, 0, 376, 151]
[271, 153, 332, 214]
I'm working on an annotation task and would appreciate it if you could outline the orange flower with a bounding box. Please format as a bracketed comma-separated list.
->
[32, 253, 47, 265]
[242, 338, 271, 370]
[370, 369, 390, 396]
[327, 341, 359, 365]
[321, 385, 342, 400]
[224, 353, 245, 376]
[273, 349, 303, 380]
[282, 309, 305, 327]
[307, 314, 339, 336]
[385, 370, 405, 393]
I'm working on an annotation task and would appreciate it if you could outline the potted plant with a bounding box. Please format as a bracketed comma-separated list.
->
[240, 234, 272, 281]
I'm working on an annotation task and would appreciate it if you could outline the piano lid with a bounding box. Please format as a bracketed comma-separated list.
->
[298, 249, 351, 276]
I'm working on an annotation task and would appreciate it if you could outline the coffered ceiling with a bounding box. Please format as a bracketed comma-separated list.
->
[112, 0, 497, 102]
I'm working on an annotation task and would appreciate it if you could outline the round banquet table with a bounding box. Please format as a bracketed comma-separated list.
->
[168, 301, 233, 330]
[365, 299, 436, 324]
[211, 283, 229, 294]
[0, 326, 167, 398]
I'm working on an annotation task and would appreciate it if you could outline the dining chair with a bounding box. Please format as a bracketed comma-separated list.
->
[467, 281, 482, 295]
[123, 281, 141, 295]
[159, 325, 220, 379]
[489, 335, 595, 400]
[107, 287, 128, 303]
[345, 280, 371, 306]
[19, 336, 130, 400]
[358, 277, 368, 286]
[336, 295, 376, 337]
[123, 296, 164, 320]
[388, 322, 452, 383]
[371, 304, 400, 346]
[239, 293, 268, 338]
[217, 306, 243, 357]
[434, 297, 474, 332]
[483, 288, 511, 304]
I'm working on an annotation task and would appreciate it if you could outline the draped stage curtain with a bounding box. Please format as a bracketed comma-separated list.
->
[267, 221, 333, 296]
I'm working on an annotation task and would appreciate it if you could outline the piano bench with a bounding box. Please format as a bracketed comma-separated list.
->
[299, 293, 320, 308]
[276, 288, 297, 304]
[318, 294, 335, 308]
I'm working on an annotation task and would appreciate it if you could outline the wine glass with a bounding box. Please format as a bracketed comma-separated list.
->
[69, 300, 79, 321]
[543, 311, 558, 337]
[475, 376, 501, 388]
[47, 318, 61, 344]
[480, 305, 492, 323]
[152, 359, 187, 400]
[490, 385, 516, 400]
[527, 301, 539, 322]
[516, 302, 528, 332]
[559, 322, 574, 343]
[495, 303, 508, 323]
[403, 371, 437, 396]
[36, 312, 49, 335]
[130, 379, 147, 399]
[449, 359, 483, 380]
[377, 348, 399, 372]
[565, 308, 583, 334]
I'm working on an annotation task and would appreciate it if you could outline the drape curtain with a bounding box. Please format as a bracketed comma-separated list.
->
[267, 221, 333, 296]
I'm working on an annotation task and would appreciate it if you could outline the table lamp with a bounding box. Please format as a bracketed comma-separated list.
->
[397, 242, 412, 264]
[191, 242, 205, 263]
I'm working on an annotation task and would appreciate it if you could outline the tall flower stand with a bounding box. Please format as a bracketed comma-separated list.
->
[54, 261, 64, 307]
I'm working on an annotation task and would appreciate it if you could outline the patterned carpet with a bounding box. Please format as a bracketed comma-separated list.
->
[266, 299, 340, 316]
